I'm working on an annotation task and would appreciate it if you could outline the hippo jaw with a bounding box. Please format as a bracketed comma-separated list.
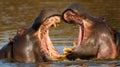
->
[63, 10, 85, 47]
[34, 16, 60, 60]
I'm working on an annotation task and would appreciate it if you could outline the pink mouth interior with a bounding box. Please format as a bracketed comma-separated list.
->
[76, 24, 84, 47]
[63, 11, 84, 47]
[77, 26, 82, 47]
[40, 30, 60, 58]
[37, 21, 60, 60]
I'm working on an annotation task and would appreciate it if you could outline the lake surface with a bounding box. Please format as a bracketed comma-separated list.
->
[0, 0, 120, 67]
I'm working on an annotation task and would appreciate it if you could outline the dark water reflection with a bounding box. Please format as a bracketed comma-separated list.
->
[0, 0, 120, 67]
[1, 60, 120, 67]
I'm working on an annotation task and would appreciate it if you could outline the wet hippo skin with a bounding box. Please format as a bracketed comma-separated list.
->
[62, 3, 120, 60]
[0, 9, 60, 63]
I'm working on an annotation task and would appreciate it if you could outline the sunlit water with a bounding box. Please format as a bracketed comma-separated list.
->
[0, 0, 120, 67]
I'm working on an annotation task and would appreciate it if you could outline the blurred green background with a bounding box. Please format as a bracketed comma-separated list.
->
[0, 0, 120, 30]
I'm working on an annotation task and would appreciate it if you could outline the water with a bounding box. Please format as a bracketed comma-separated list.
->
[0, 0, 120, 67]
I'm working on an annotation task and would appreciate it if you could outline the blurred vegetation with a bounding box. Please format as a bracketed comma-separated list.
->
[0, 0, 120, 30]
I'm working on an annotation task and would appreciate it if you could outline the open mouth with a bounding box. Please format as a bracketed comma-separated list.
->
[62, 11, 86, 56]
[62, 22, 84, 57]
[77, 24, 84, 47]
[36, 16, 61, 60]
[63, 11, 84, 48]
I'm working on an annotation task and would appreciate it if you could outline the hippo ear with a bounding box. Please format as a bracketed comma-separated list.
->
[9, 38, 15, 43]
[17, 28, 25, 36]
[98, 16, 106, 22]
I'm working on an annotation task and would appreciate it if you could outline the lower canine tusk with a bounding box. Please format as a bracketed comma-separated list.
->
[53, 22, 57, 28]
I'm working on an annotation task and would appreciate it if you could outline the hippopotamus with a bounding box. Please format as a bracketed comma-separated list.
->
[62, 3, 120, 60]
[0, 8, 60, 63]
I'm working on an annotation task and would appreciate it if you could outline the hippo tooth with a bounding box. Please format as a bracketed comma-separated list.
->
[72, 41, 77, 47]
[53, 22, 57, 28]
[56, 55, 66, 60]
[57, 24, 59, 27]
[63, 45, 72, 55]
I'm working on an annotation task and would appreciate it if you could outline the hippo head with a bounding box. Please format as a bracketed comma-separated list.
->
[11, 9, 61, 62]
[62, 3, 93, 24]
[32, 9, 61, 61]
[62, 3, 118, 60]
[30, 8, 60, 31]
[62, 3, 95, 47]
